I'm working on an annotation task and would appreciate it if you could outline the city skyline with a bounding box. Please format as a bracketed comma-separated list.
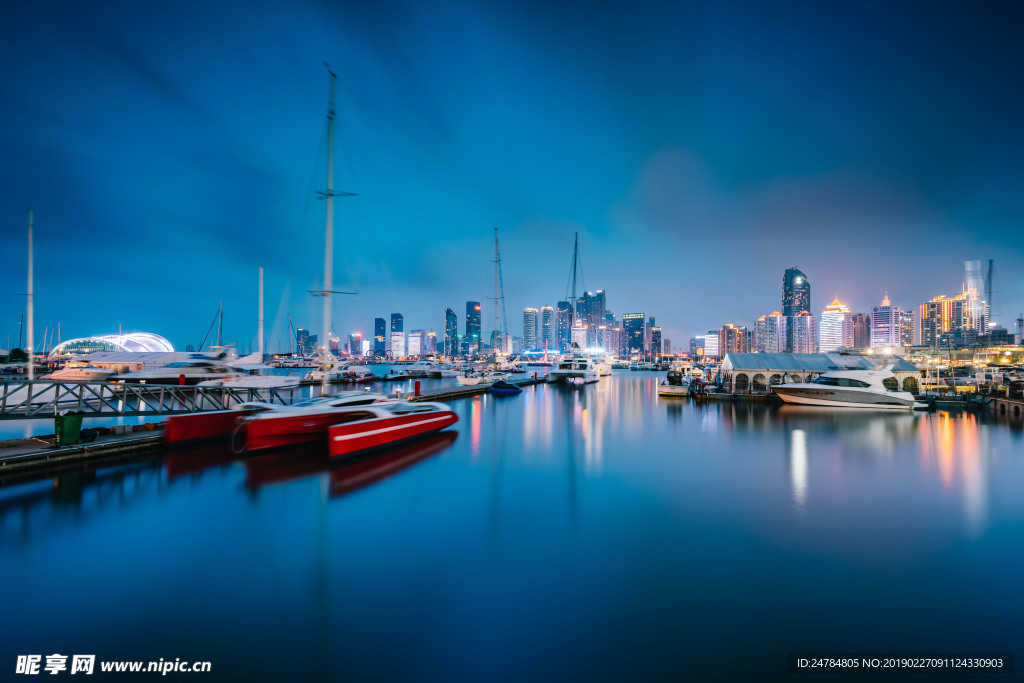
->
[2, 1, 1023, 353]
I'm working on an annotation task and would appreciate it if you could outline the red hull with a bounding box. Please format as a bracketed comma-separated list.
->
[244, 410, 377, 451]
[165, 410, 244, 443]
[327, 410, 459, 459]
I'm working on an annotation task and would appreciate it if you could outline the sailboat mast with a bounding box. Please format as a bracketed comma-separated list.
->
[26, 210, 34, 380]
[217, 301, 223, 348]
[258, 267, 264, 360]
[494, 227, 499, 356]
[570, 232, 578, 328]
[322, 70, 337, 383]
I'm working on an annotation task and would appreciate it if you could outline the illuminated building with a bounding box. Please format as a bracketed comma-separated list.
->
[704, 330, 720, 358]
[426, 331, 438, 355]
[900, 310, 916, 346]
[623, 313, 645, 358]
[409, 330, 425, 357]
[870, 294, 901, 348]
[852, 313, 871, 349]
[328, 330, 340, 353]
[819, 297, 852, 352]
[444, 309, 458, 356]
[718, 324, 747, 355]
[918, 286, 986, 347]
[754, 312, 787, 353]
[783, 267, 811, 351]
[650, 327, 662, 357]
[540, 306, 554, 350]
[465, 301, 482, 356]
[792, 311, 817, 353]
[347, 332, 362, 356]
[555, 301, 572, 351]
[523, 307, 539, 350]
[390, 331, 406, 358]
[391, 313, 404, 335]
[374, 318, 386, 356]
[50, 332, 175, 357]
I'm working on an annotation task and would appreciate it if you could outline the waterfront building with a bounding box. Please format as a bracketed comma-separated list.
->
[718, 324, 747, 355]
[754, 312, 787, 353]
[870, 294, 901, 348]
[623, 313, 645, 358]
[444, 309, 457, 356]
[328, 330, 340, 353]
[409, 330, 425, 357]
[689, 337, 705, 358]
[374, 318, 386, 356]
[296, 328, 312, 356]
[852, 313, 871, 349]
[651, 327, 662, 357]
[555, 301, 572, 351]
[783, 267, 810, 352]
[390, 331, 406, 358]
[426, 331, 437, 355]
[49, 332, 175, 357]
[466, 301, 482, 356]
[540, 306, 554, 351]
[819, 298, 853, 353]
[900, 310, 916, 347]
[792, 311, 818, 353]
[918, 288, 986, 347]
[391, 313, 404, 335]
[571, 322, 588, 350]
[523, 307, 539, 350]
[720, 352, 921, 395]
[361, 339, 370, 355]
[663, 339, 671, 355]
[348, 332, 362, 356]
[646, 317, 656, 358]
[704, 330, 720, 359]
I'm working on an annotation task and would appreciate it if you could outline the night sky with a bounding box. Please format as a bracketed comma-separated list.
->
[2, 0, 1022, 353]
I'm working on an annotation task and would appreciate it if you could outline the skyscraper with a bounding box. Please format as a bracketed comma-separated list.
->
[623, 313, 645, 358]
[819, 297, 853, 352]
[409, 330, 425, 357]
[540, 305, 554, 351]
[523, 307, 539, 350]
[900, 310, 916, 347]
[852, 313, 871, 349]
[348, 332, 362, 356]
[555, 301, 571, 351]
[870, 294, 901, 348]
[374, 318, 386, 356]
[650, 326, 662, 357]
[718, 324, 747, 355]
[426, 331, 438, 355]
[391, 313, 404, 335]
[793, 311, 818, 353]
[444, 308, 457, 356]
[754, 312, 787, 353]
[465, 301, 482, 356]
[783, 267, 811, 352]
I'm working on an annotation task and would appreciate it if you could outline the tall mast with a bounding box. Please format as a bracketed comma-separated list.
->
[217, 301, 223, 348]
[570, 232, 578, 328]
[258, 267, 264, 360]
[494, 227, 499, 356]
[26, 210, 34, 380]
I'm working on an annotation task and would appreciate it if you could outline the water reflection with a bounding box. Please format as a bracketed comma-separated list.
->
[789, 428, 808, 516]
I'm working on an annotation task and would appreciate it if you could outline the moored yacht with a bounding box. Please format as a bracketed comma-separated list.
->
[304, 361, 375, 383]
[546, 355, 599, 384]
[773, 366, 925, 410]
[43, 362, 117, 382]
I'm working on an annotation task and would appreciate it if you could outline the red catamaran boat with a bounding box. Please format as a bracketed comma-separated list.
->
[326, 402, 459, 459]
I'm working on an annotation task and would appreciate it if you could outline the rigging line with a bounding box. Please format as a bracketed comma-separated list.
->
[197, 306, 221, 352]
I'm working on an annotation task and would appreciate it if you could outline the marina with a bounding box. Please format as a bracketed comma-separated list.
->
[2, 371, 1022, 681]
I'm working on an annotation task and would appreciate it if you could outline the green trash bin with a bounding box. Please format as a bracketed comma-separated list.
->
[55, 411, 83, 447]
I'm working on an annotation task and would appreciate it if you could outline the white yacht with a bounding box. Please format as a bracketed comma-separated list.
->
[44, 362, 116, 382]
[304, 361, 375, 383]
[455, 369, 508, 386]
[546, 356, 599, 384]
[406, 360, 454, 378]
[657, 370, 689, 397]
[773, 366, 925, 410]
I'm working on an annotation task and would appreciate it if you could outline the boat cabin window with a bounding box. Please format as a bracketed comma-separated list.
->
[812, 377, 871, 388]
[333, 411, 377, 423]
[329, 398, 377, 407]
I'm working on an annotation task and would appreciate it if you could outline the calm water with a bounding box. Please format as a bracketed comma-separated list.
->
[2, 371, 1023, 681]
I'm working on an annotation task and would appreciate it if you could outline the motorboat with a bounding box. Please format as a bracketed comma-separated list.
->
[489, 380, 522, 396]
[592, 357, 612, 377]
[546, 356, 599, 384]
[304, 361, 376, 383]
[115, 357, 242, 385]
[327, 401, 459, 459]
[657, 370, 689, 397]
[43, 362, 116, 382]
[455, 369, 509, 386]
[405, 360, 452, 378]
[772, 366, 926, 410]
[378, 368, 414, 382]
[164, 392, 395, 445]
[198, 364, 300, 389]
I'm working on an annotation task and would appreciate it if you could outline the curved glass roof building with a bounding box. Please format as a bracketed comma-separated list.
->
[51, 333, 174, 357]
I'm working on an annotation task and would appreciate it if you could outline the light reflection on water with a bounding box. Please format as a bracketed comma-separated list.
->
[1, 371, 1023, 681]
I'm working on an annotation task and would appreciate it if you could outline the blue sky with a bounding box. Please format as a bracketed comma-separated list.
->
[2, 0, 1022, 353]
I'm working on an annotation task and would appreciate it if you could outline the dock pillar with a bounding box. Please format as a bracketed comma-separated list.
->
[414, 380, 421, 397]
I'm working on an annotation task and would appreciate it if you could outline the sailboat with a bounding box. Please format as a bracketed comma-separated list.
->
[455, 228, 512, 387]
[547, 233, 599, 384]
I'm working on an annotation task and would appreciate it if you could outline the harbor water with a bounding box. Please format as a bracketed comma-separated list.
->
[2, 371, 1022, 681]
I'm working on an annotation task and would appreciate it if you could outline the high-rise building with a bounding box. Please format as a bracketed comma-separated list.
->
[540, 306, 554, 351]
[783, 267, 811, 352]
[555, 301, 572, 351]
[870, 294, 902, 348]
[296, 328, 311, 356]
[390, 331, 406, 358]
[426, 331, 438, 355]
[444, 308, 458, 356]
[328, 330, 340, 353]
[754, 312, 787, 353]
[465, 301, 482, 356]
[408, 330, 425, 357]
[623, 313, 645, 358]
[523, 307, 539, 350]
[650, 327, 663, 357]
[690, 337, 705, 358]
[819, 297, 853, 352]
[391, 313, 404, 335]
[663, 339, 671, 355]
[374, 318, 386, 356]
[718, 324, 747, 355]
[348, 332, 362, 356]
[793, 311, 818, 353]
[704, 330, 720, 358]
[900, 310, 916, 347]
[918, 288, 985, 347]
[852, 313, 871, 349]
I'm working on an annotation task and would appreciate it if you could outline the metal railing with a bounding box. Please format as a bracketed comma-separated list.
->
[0, 381, 303, 420]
